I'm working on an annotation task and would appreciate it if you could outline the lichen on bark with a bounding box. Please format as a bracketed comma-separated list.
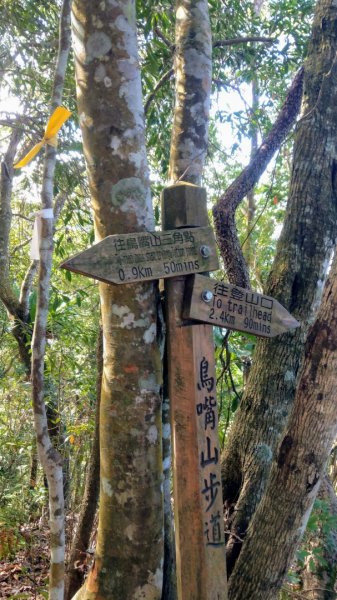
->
[221, 0, 337, 584]
[228, 248, 337, 600]
[168, 0, 212, 185]
[71, 0, 163, 597]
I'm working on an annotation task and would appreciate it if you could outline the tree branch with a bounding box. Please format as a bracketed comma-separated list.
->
[0, 355, 16, 378]
[11, 237, 32, 255]
[19, 261, 39, 321]
[144, 68, 174, 114]
[54, 192, 67, 222]
[213, 36, 275, 48]
[154, 26, 174, 51]
[212, 67, 304, 288]
[12, 213, 34, 222]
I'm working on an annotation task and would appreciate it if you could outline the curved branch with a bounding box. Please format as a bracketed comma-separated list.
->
[212, 67, 304, 288]
[19, 261, 39, 321]
[213, 36, 275, 48]
[144, 68, 174, 114]
[154, 26, 174, 51]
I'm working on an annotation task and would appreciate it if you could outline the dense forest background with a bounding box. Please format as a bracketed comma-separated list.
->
[2, 0, 337, 599]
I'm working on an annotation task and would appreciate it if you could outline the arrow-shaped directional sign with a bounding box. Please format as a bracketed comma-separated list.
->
[183, 274, 300, 338]
[60, 227, 219, 285]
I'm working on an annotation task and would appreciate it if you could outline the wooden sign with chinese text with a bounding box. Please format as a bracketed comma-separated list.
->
[183, 274, 300, 337]
[60, 227, 218, 284]
[195, 346, 227, 589]
[163, 184, 227, 600]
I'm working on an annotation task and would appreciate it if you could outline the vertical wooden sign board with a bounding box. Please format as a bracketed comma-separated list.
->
[162, 184, 227, 600]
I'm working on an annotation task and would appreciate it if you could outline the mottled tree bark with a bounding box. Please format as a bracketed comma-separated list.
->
[30, 1, 72, 598]
[71, 1, 163, 598]
[29, 436, 38, 490]
[168, 0, 212, 185]
[221, 0, 337, 580]
[227, 248, 337, 599]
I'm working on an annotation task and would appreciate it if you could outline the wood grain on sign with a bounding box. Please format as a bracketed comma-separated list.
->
[163, 184, 227, 600]
[166, 281, 227, 600]
[183, 274, 300, 338]
[60, 227, 218, 284]
[194, 327, 227, 593]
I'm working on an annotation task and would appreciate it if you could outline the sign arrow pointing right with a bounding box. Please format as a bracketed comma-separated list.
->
[183, 274, 300, 338]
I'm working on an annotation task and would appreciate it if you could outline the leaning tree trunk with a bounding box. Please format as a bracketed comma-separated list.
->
[65, 328, 102, 600]
[227, 245, 337, 600]
[221, 0, 337, 577]
[71, 1, 163, 598]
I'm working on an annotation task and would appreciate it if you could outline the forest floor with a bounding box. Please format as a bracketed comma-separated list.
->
[0, 513, 93, 599]
[0, 521, 50, 599]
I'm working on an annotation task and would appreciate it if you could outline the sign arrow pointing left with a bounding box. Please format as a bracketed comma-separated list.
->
[60, 226, 219, 284]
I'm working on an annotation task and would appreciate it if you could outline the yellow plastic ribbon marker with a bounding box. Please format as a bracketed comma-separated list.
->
[14, 106, 72, 169]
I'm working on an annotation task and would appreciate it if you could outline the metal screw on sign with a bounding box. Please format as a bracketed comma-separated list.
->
[201, 290, 213, 303]
[200, 245, 210, 258]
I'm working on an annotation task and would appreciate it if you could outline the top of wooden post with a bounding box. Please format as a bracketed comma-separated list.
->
[161, 182, 209, 229]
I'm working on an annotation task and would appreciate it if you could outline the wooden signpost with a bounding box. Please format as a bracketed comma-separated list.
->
[60, 226, 218, 284]
[62, 185, 226, 599]
[162, 184, 227, 600]
[183, 274, 300, 337]
[61, 182, 299, 600]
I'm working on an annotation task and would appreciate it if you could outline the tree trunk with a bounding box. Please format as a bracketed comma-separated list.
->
[221, 0, 337, 577]
[168, 0, 212, 185]
[0, 131, 69, 502]
[163, 2, 218, 599]
[71, 1, 163, 597]
[227, 246, 337, 599]
[65, 328, 102, 600]
[30, 2, 72, 598]
[29, 436, 38, 490]
[0, 129, 23, 318]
